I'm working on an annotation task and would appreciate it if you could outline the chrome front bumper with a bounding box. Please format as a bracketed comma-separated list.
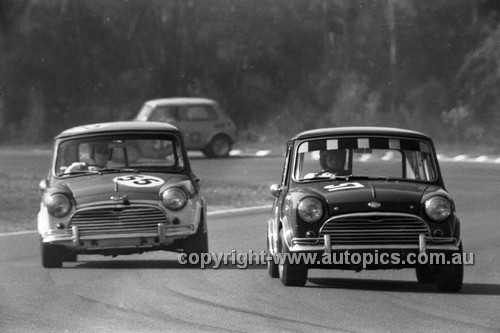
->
[290, 234, 460, 253]
[42, 223, 195, 250]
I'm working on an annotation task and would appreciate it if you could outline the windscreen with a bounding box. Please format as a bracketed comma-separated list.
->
[54, 134, 184, 176]
[294, 137, 437, 182]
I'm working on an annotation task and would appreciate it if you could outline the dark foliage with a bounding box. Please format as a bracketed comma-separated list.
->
[0, 0, 499, 147]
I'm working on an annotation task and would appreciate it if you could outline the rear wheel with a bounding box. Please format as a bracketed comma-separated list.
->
[203, 135, 232, 158]
[278, 230, 307, 286]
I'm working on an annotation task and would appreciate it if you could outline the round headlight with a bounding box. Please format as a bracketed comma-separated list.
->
[425, 196, 451, 222]
[162, 188, 187, 211]
[46, 194, 72, 218]
[297, 197, 323, 223]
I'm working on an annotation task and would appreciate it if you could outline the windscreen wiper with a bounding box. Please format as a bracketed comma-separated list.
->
[348, 175, 390, 181]
[97, 168, 138, 174]
[59, 170, 98, 177]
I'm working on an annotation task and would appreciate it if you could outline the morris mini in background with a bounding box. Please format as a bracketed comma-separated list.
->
[267, 127, 463, 292]
[37, 121, 208, 267]
[135, 97, 237, 158]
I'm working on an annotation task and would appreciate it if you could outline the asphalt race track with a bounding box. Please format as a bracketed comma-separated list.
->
[0, 157, 499, 332]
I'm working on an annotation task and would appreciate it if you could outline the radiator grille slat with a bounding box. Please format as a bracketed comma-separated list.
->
[320, 214, 429, 245]
[69, 206, 167, 236]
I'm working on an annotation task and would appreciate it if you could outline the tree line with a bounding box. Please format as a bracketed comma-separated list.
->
[1, 0, 499, 148]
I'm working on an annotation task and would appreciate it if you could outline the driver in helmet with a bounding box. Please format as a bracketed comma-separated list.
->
[64, 143, 110, 173]
[302, 149, 350, 179]
[319, 149, 348, 175]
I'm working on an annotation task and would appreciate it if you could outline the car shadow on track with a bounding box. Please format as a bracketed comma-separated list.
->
[65, 260, 266, 270]
[307, 277, 500, 296]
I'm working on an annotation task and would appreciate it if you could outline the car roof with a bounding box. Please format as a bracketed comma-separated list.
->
[56, 121, 180, 139]
[144, 97, 217, 107]
[292, 126, 431, 141]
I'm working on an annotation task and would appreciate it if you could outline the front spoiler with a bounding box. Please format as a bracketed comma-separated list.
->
[42, 223, 195, 251]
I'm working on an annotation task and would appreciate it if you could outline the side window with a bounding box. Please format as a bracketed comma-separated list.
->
[186, 106, 218, 121]
[149, 106, 179, 122]
[205, 106, 219, 120]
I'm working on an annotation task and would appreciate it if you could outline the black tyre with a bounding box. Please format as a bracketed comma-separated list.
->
[63, 250, 78, 263]
[435, 244, 464, 292]
[278, 230, 307, 286]
[267, 235, 279, 278]
[183, 215, 209, 256]
[203, 135, 232, 158]
[415, 264, 436, 284]
[41, 240, 63, 268]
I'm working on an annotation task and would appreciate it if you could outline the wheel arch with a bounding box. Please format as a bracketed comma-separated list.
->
[268, 217, 286, 256]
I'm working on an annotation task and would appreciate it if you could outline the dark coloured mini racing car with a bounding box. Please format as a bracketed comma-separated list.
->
[37, 121, 208, 267]
[267, 127, 463, 292]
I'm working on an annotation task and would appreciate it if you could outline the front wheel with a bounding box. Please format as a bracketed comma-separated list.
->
[435, 244, 464, 292]
[415, 264, 436, 284]
[182, 215, 209, 256]
[278, 230, 307, 286]
[63, 251, 78, 263]
[41, 240, 63, 268]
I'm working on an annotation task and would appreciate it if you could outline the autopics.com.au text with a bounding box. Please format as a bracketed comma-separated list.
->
[177, 250, 474, 269]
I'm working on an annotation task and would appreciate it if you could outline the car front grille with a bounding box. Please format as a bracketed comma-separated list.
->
[319, 213, 429, 245]
[69, 206, 168, 237]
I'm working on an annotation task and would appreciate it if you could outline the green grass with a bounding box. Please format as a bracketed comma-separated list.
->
[0, 172, 41, 233]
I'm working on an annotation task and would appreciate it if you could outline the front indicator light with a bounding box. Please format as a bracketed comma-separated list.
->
[297, 197, 323, 223]
[425, 196, 451, 222]
[46, 194, 72, 218]
[162, 188, 187, 211]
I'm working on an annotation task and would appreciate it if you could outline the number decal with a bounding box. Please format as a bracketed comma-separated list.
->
[113, 175, 165, 188]
[324, 182, 364, 192]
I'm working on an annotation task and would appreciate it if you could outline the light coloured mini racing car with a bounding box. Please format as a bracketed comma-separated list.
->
[135, 97, 237, 158]
[37, 121, 207, 267]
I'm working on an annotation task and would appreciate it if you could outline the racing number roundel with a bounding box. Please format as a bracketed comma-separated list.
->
[113, 175, 165, 188]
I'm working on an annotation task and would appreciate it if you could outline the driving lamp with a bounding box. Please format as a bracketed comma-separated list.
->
[46, 194, 72, 218]
[162, 188, 187, 210]
[297, 197, 323, 223]
[425, 196, 451, 222]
